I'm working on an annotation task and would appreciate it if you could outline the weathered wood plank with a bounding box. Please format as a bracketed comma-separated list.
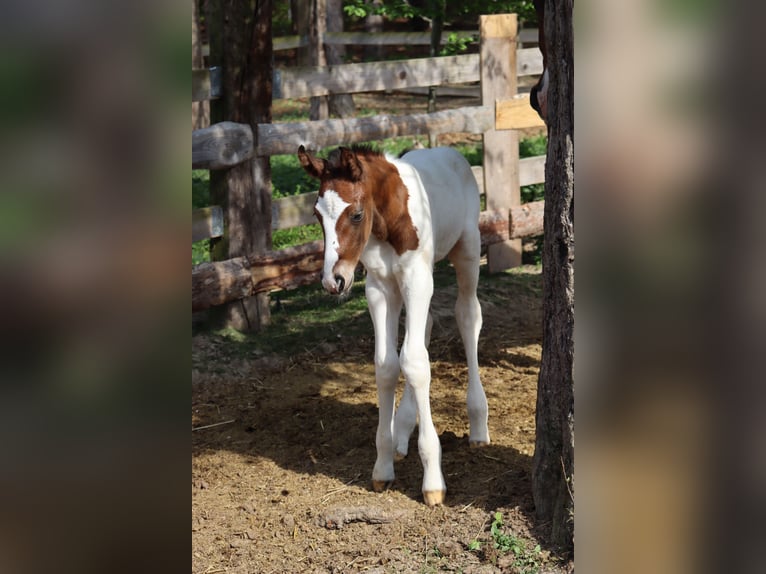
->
[274, 54, 480, 100]
[517, 47, 544, 76]
[519, 155, 546, 187]
[256, 105, 493, 156]
[274, 35, 307, 51]
[272, 192, 318, 230]
[192, 241, 325, 310]
[394, 85, 480, 98]
[192, 67, 222, 102]
[192, 69, 212, 102]
[192, 206, 224, 242]
[478, 202, 544, 245]
[472, 156, 546, 196]
[519, 28, 539, 44]
[495, 95, 547, 130]
[192, 121, 254, 169]
[509, 200, 544, 238]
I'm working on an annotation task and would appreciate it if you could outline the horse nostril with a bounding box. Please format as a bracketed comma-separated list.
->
[335, 275, 345, 292]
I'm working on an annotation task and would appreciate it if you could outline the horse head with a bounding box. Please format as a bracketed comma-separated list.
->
[298, 145, 375, 295]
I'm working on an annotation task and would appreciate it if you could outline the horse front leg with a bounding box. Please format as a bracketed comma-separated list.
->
[393, 310, 431, 460]
[365, 274, 403, 492]
[399, 266, 445, 505]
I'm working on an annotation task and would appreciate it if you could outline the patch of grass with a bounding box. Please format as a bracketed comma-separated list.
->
[192, 169, 210, 208]
[271, 154, 318, 198]
[192, 239, 211, 266]
[194, 276, 373, 359]
[272, 223, 323, 249]
[468, 512, 542, 574]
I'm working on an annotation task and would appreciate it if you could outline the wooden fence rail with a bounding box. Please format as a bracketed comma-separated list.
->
[193, 49, 543, 102]
[200, 28, 539, 56]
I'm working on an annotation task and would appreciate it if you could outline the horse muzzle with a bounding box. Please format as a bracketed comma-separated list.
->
[321, 263, 355, 295]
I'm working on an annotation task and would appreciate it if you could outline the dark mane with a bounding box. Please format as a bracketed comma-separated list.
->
[326, 144, 382, 168]
[348, 143, 383, 158]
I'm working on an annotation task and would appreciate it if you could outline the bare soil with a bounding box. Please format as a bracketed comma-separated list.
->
[192, 266, 573, 573]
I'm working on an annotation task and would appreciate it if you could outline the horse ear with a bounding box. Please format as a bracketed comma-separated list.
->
[339, 147, 363, 181]
[298, 145, 326, 179]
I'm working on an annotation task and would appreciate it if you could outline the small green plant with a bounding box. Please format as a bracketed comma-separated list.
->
[468, 512, 542, 574]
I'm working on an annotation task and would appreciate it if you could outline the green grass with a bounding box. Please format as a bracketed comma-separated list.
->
[193, 276, 373, 359]
[468, 512, 543, 574]
[193, 264, 542, 363]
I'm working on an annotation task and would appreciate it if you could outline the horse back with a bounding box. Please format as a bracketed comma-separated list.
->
[395, 147, 480, 261]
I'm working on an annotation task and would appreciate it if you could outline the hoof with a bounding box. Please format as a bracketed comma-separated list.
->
[371, 480, 392, 493]
[469, 440, 490, 448]
[393, 450, 407, 462]
[423, 490, 445, 506]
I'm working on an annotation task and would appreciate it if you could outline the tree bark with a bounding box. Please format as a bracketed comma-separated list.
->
[325, 0, 355, 118]
[206, 0, 273, 331]
[298, 0, 329, 120]
[192, 0, 210, 130]
[364, 0, 384, 61]
[531, 0, 574, 553]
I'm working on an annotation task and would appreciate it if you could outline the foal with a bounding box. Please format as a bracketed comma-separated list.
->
[298, 144, 489, 505]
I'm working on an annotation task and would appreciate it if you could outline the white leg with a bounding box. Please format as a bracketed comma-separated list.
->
[393, 382, 417, 460]
[394, 310, 429, 459]
[366, 274, 403, 491]
[398, 265, 445, 505]
[450, 240, 490, 446]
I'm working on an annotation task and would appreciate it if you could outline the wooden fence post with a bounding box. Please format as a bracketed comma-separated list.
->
[206, 0, 273, 331]
[480, 14, 521, 272]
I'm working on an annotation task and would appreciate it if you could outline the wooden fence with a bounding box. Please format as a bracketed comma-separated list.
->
[192, 14, 545, 314]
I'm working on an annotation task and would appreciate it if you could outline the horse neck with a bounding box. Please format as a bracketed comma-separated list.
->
[361, 156, 419, 255]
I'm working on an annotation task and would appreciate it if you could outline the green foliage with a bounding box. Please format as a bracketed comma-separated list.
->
[344, 0, 418, 20]
[519, 135, 547, 158]
[193, 239, 211, 266]
[192, 169, 210, 208]
[440, 32, 478, 56]
[489, 512, 542, 573]
[342, 0, 538, 26]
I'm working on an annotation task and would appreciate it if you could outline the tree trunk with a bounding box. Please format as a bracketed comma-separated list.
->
[531, 0, 575, 553]
[192, 0, 210, 130]
[298, 0, 328, 120]
[326, 0, 355, 117]
[206, 0, 273, 331]
[364, 0, 384, 61]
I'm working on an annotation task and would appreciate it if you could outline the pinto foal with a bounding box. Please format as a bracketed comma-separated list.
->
[298, 144, 489, 505]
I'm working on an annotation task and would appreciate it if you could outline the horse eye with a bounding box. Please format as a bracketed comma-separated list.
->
[350, 210, 364, 224]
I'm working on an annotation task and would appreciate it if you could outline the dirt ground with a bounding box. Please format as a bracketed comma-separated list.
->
[192, 265, 573, 573]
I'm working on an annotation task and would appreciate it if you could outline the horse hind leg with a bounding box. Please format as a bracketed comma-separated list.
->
[449, 237, 490, 447]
